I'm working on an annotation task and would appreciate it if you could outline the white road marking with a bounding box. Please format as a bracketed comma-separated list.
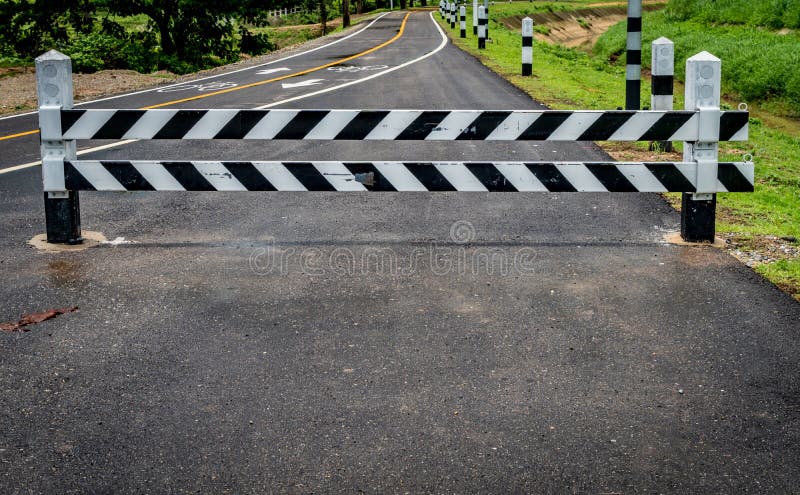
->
[0, 12, 448, 176]
[257, 68, 291, 75]
[281, 79, 325, 89]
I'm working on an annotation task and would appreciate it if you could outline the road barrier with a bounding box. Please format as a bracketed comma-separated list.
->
[35, 50, 753, 245]
[450, 3, 456, 29]
[521, 17, 533, 76]
[460, 6, 467, 38]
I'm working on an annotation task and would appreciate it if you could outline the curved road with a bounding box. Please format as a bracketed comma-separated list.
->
[1, 11, 798, 494]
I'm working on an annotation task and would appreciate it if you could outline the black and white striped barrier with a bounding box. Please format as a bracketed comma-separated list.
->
[450, 3, 456, 29]
[52, 109, 750, 142]
[478, 6, 487, 49]
[650, 37, 674, 152]
[473, 0, 478, 34]
[60, 161, 754, 193]
[35, 49, 752, 244]
[440, 0, 444, 18]
[626, 0, 642, 110]
[460, 6, 467, 38]
[521, 17, 533, 76]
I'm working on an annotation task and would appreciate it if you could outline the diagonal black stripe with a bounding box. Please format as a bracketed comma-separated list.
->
[153, 111, 208, 139]
[335, 111, 390, 140]
[274, 111, 330, 139]
[643, 163, 695, 192]
[464, 163, 517, 191]
[719, 111, 749, 141]
[518, 112, 571, 140]
[717, 163, 753, 192]
[101, 161, 153, 190]
[457, 111, 512, 140]
[214, 110, 269, 139]
[92, 110, 145, 139]
[63, 161, 97, 191]
[404, 163, 456, 191]
[584, 163, 638, 192]
[525, 163, 576, 191]
[285, 163, 336, 191]
[341, 162, 396, 191]
[639, 112, 693, 141]
[161, 162, 216, 190]
[578, 112, 635, 141]
[60, 110, 85, 136]
[223, 162, 276, 191]
[396, 111, 450, 140]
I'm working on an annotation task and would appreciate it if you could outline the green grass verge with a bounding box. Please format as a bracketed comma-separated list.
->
[435, 1, 800, 301]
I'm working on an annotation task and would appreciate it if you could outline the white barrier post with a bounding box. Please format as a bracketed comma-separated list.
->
[625, 0, 642, 109]
[650, 37, 674, 151]
[521, 17, 533, 76]
[450, 3, 456, 29]
[473, 0, 478, 34]
[681, 51, 721, 243]
[460, 6, 467, 38]
[478, 5, 486, 49]
[36, 50, 81, 244]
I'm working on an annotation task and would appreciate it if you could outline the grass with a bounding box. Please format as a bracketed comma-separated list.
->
[594, 10, 800, 116]
[435, 1, 800, 301]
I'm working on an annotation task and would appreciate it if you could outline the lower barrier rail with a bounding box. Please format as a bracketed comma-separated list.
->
[61, 161, 754, 193]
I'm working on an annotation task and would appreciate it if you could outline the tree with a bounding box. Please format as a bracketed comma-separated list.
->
[342, 0, 350, 28]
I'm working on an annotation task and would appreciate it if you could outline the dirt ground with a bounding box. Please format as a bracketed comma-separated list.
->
[500, 3, 666, 49]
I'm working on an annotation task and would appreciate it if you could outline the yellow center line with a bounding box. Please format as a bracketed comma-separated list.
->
[0, 129, 40, 142]
[0, 12, 411, 142]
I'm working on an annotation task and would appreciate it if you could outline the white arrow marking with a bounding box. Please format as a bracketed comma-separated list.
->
[257, 67, 291, 75]
[281, 79, 325, 89]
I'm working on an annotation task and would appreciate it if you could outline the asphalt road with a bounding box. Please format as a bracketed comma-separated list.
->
[1, 11, 799, 494]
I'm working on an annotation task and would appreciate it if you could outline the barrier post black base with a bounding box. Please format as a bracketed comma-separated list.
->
[680, 193, 716, 243]
[45, 191, 82, 244]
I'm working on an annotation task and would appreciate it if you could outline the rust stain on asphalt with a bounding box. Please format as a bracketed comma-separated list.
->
[0, 307, 79, 333]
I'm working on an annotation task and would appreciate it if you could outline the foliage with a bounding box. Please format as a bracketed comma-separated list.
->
[665, 0, 800, 29]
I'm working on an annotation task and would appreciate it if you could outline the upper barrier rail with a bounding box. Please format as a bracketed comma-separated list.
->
[46, 108, 750, 142]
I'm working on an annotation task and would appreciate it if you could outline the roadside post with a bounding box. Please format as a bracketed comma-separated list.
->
[35, 50, 81, 244]
[473, 0, 478, 34]
[521, 17, 533, 76]
[483, 0, 489, 39]
[682, 51, 722, 243]
[460, 6, 467, 38]
[450, 3, 456, 29]
[478, 6, 486, 49]
[625, 0, 642, 110]
[650, 37, 674, 151]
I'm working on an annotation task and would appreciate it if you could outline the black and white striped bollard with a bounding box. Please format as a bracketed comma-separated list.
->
[450, 3, 456, 29]
[521, 17, 533, 76]
[650, 36, 674, 151]
[483, 0, 489, 39]
[460, 6, 467, 38]
[681, 51, 722, 243]
[440, 0, 444, 18]
[625, 0, 642, 110]
[478, 5, 486, 49]
[473, 0, 478, 34]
